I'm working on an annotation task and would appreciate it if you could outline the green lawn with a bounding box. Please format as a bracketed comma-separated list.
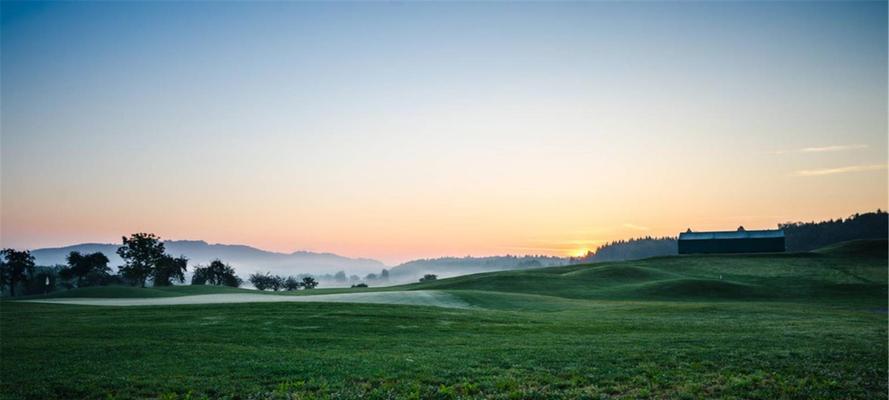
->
[2, 240, 886, 399]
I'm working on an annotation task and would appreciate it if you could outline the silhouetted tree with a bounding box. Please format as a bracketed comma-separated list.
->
[269, 275, 284, 291]
[192, 260, 242, 287]
[23, 267, 60, 295]
[249, 272, 285, 291]
[334, 271, 347, 283]
[0, 249, 35, 297]
[283, 276, 301, 291]
[117, 233, 165, 287]
[351, 283, 368, 288]
[419, 274, 437, 282]
[221, 272, 243, 288]
[380, 269, 389, 281]
[249, 272, 272, 291]
[153, 255, 188, 286]
[61, 251, 111, 287]
[191, 268, 209, 285]
[301, 276, 318, 289]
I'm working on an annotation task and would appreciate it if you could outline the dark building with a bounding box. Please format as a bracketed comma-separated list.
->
[678, 227, 785, 254]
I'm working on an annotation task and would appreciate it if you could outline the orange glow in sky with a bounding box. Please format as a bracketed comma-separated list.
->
[1, 2, 887, 265]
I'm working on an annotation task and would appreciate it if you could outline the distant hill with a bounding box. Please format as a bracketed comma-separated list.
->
[29, 240, 386, 278]
[389, 255, 567, 282]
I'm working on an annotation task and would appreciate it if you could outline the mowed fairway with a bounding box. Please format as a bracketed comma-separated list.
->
[18, 290, 470, 308]
[2, 240, 886, 399]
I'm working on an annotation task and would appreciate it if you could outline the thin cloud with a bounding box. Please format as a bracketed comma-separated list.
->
[622, 223, 650, 231]
[793, 164, 888, 177]
[773, 144, 868, 155]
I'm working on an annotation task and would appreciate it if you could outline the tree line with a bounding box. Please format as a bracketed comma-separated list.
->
[779, 210, 887, 252]
[248, 273, 318, 291]
[1, 233, 246, 297]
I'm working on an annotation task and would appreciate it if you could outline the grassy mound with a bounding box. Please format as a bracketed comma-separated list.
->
[562, 264, 679, 282]
[815, 238, 887, 258]
[411, 239, 887, 305]
[625, 278, 766, 300]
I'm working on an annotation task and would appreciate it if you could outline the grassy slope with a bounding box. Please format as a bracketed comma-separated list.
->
[413, 239, 887, 306]
[30, 239, 887, 304]
[1, 240, 886, 399]
[23, 284, 259, 299]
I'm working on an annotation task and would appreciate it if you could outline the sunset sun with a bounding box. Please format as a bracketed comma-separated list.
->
[572, 248, 591, 258]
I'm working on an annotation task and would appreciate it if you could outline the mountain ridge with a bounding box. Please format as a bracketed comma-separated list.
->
[29, 240, 387, 277]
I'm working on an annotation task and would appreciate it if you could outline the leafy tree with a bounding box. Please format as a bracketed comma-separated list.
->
[153, 255, 188, 286]
[221, 272, 243, 288]
[419, 274, 437, 282]
[249, 272, 272, 291]
[334, 271, 347, 283]
[192, 260, 242, 287]
[249, 272, 284, 291]
[83, 252, 112, 285]
[283, 276, 301, 291]
[23, 266, 61, 295]
[62, 251, 111, 287]
[0, 249, 35, 297]
[301, 276, 318, 289]
[269, 275, 284, 291]
[380, 269, 389, 281]
[191, 268, 209, 285]
[117, 233, 165, 287]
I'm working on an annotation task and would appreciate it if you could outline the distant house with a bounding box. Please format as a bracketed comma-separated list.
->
[678, 227, 785, 254]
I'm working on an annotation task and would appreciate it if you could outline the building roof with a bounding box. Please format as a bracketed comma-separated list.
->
[678, 229, 784, 241]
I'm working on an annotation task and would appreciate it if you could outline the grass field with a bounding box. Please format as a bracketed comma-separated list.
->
[1, 240, 886, 399]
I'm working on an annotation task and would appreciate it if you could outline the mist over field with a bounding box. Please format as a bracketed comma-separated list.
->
[29, 240, 386, 281]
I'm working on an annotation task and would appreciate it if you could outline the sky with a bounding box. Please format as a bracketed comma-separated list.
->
[1, 1, 887, 265]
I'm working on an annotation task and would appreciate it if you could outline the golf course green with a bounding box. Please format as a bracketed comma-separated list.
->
[2, 240, 886, 399]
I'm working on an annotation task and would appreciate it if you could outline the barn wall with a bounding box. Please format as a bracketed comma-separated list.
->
[678, 238, 785, 254]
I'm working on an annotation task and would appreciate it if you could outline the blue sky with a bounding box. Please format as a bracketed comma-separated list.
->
[2, 1, 886, 263]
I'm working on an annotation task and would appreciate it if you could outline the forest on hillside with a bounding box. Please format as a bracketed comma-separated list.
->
[779, 210, 888, 252]
[571, 210, 888, 264]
